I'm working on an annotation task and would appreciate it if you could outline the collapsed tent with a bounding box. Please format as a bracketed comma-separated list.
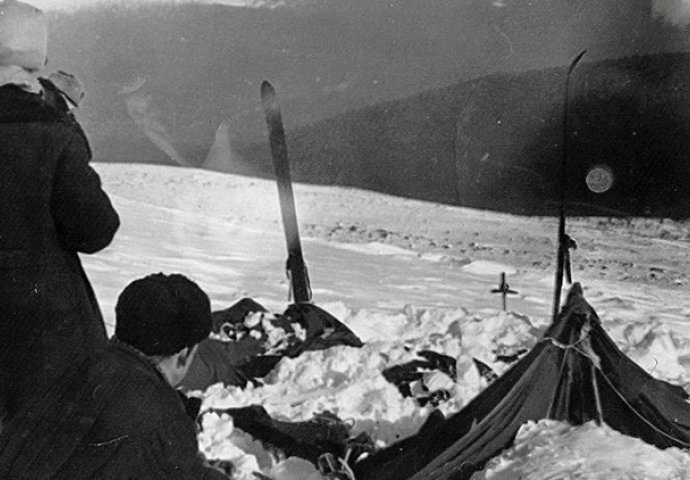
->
[207, 405, 374, 465]
[182, 299, 363, 391]
[354, 283, 690, 480]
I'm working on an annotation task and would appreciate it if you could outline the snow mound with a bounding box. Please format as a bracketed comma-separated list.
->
[199, 411, 322, 479]
[345, 304, 467, 344]
[198, 412, 262, 480]
[461, 260, 517, 276]
[330, 241, 418, 257]
[619, 320, 690, 387]
[475, 419, 690, 480]
[201, 343, 429, 446]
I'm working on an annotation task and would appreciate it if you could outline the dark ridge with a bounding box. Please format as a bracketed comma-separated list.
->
[237, 51, 690, 218]
[42, 2, 690, 217]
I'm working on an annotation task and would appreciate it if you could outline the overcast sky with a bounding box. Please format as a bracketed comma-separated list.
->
[653, 0, 690, 25]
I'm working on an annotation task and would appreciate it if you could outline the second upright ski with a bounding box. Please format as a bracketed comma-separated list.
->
[261, 80, 312, 304]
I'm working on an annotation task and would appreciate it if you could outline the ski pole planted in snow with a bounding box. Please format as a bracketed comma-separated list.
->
[563, 233, 578, 285]
[261, 80, 312, 304]
[552, 49, 586, 321]
[491, 272, 518, 311]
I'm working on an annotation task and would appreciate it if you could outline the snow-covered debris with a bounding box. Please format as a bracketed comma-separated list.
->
[620, 320, 690, 387]
[461, 260, 517, 276]
[457, 309, 540, 376]
[198, 304, 549, 478]
[198, 412, 262, 480]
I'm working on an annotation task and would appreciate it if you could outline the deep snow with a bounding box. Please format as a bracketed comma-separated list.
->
[84, 163, 690, 479]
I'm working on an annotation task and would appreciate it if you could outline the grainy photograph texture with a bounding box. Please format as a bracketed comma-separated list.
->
[1, 0, 690, 478]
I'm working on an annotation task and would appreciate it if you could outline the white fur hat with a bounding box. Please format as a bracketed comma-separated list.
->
[0, 1, 47, 70]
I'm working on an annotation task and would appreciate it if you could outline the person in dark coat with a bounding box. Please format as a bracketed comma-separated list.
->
[0, 273, 230, 479]
[0, 0, 120, 422]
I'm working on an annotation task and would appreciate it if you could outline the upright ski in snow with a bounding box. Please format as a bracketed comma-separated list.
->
[552, 49, 586, 321]
[261, 80, 312, 304]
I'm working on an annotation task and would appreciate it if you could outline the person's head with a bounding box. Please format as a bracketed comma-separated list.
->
[0, 1, 47, 72]
[115, 273, 212, 387]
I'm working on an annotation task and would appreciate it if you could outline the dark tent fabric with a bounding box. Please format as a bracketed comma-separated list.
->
[280, 302, 364, 354]
[210, 297, 269, 332]
[209, 405, 358, 464]
[354, 283, 690, 480]
[182, 300, 363, 390]
[182, 339, 255, 390]
[382, 350, 457, 407]
[207, 298, 363, 354]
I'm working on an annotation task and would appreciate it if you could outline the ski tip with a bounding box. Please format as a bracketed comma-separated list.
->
[568, 49, 587, 73]
[261, 80, 282, 118]
[261, 80, 275, 98]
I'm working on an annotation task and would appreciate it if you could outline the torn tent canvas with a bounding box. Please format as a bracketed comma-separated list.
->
[205, 405, 361, 464]
[354, 283, 690, 480]
[181, 299, 363, 390]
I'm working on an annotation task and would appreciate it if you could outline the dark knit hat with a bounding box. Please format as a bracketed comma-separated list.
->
[115, 273, 212, 356]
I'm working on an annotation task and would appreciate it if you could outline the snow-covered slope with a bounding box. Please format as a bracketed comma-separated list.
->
[84, 163, 690, 479]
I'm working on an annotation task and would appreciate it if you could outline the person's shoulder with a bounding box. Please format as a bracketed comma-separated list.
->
[0, 84, 69, 125]
[95, 346, 185, 429]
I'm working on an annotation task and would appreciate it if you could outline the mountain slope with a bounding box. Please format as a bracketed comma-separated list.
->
[42, 1, 690, 216]
[238, 52, 690, 218]
[46, 0, 670, 164]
